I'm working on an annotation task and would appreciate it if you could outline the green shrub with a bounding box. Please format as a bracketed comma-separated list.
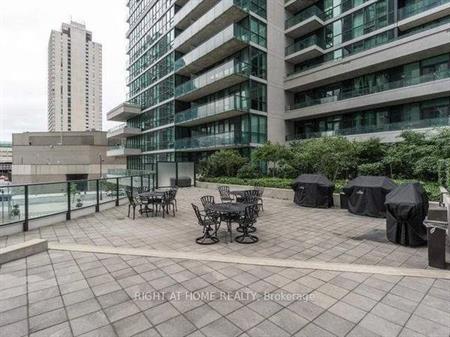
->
[290, 136, 356, 180]
[237, 163, 261, 179]
[200, 150, 247, 177]
[199, 177, 441, 201]
[357, 162, 386, 176]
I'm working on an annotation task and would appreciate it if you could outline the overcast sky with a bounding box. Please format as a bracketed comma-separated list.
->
[0, 0, 128, 142]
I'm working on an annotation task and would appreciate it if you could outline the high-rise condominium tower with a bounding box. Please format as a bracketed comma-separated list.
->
[107, 0, 450, 169]
[48, 21, 102, 132]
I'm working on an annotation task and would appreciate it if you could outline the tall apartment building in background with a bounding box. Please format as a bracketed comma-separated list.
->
[107, 0, 450, 170]
[48, 21, 103, 132]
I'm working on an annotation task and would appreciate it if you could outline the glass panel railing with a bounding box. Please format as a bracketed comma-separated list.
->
[399, 0, 450, 20]
[286, 10, 395, 56]
[175, 61, 250, 97]
[175, 131, 253, 150]
[28, 183, 67, 220]
[174, 24, 251, 71]
[175, 95, 250, 124]
[286, 35, 325, 55]
[290, 69, 450, 110]
[287, 117, 450, 141]
[0, 173, 158, 227]
[0, 185, 25, 225]
[286, 6, 325, 29]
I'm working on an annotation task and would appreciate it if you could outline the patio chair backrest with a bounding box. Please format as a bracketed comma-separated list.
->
[137, 186, 150, 194]
[200, 195, 215, 209]
[242, 190, 258, 204]
[191, 204, 203, 226]
[244, 205, 258, 224]
[218, 186, 231, 199]
[126, 190, 136, 206]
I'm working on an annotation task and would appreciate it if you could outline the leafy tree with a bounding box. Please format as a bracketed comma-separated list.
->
[252, 142, 293, 177]
[200, 150, 247, 177]
[290, 137, 356, 180]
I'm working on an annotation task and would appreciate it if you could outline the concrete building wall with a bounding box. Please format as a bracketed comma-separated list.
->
[12, 132, 125, 184]
[48, 21, 102, 132]
[266, 0, 288, 144]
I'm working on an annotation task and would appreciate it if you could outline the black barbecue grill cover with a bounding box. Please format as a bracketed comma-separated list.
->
[385, 183, 429, 246]
[343, 176, 397, 218]
[291, 174, 334, 208]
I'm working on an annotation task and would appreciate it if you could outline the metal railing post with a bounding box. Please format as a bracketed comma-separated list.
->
[116, 178, 120, 206]
[23, 185, 29, 232]
[95, 179, 100, 212]
[67, 182, 71, 220]
[140, 175, 143, 191]
[194, 161, 197, 187]
[155, 164, 159, 189]
[130, 176, 133, 197]
[175, 162, 179, 187]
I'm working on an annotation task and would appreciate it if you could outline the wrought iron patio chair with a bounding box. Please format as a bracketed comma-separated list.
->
[126, 190, 143, 220]
[235, 204, 259, 244]
[254, 186, 264, 212]
[192, 204, 219, 245]
[218, 186, 234, 203]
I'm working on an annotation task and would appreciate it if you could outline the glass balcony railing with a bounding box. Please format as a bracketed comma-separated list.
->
[174, 24, 251, 71]
[175, 131, 254, 150]
[175, 61, 250, 98]
[0, 174, 155, 227]
[286, 6, 325, 29]
[175, 95, 250, 125]
[290, 69, 450, 110]
[286, 116, 450, 141]
[286, 35, 325, 56]
[398, 0, 450, 20]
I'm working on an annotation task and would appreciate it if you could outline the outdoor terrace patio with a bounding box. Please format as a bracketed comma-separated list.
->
[0, 187, 449, 337]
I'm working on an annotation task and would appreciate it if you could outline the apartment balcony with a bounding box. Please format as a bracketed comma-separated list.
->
[285, 24, 450, 92]
[285, 6, 325, 39]
[174, 0, 249, 54]
[285, 0, 319, 13]
[175, 95, 250, 126]
[286, 117, 450, 142]
[175, 60, 250, 101]
[175, 131, 252, 151]
[175, 0, 219, 30]
[174, 24, 250, 76]
[106, 124, 141, 139]
[107, 103, 141, 122]
[285, 35, 326, 64]
[398, 0, 450, 31]
[285, 71, 450, 120]
[107, 146, 142, 157]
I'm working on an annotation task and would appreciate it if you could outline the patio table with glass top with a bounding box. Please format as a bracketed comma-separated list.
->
[205, 202, 251, 243]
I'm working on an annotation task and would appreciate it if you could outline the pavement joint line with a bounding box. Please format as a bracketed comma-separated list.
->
[47, 242, 450, 280]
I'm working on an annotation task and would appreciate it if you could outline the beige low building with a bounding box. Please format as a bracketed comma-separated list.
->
[12, 131, 125, 184]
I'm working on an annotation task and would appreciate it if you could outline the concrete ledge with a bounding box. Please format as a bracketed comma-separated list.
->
[0, 239, 48, 265]
[197, 181, 295, 200]
[198, 181, 342, 206]
[49, 242, 450, 279]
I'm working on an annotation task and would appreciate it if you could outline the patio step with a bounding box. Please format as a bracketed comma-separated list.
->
[0, 239, 48, 265]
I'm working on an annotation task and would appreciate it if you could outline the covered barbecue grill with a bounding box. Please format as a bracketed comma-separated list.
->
[291, 174, 334, 208]
[385, 183, 429, 246]
[343, 176, 397, 218]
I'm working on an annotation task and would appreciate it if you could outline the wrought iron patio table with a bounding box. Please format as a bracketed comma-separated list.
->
[205, 202, 250, 243]
[138, 191, 166, 216]
[230, 190, 254, 202]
